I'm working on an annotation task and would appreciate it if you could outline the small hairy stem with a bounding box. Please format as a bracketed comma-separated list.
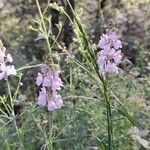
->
[103, 79, 113, 150]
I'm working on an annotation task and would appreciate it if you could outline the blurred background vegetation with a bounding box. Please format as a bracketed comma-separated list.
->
[0, 0, 150, 149]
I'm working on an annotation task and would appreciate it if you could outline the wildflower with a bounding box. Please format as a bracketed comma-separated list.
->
[98, 28, 122, 50]
[97, 28, 122, 75]
[36, 64, 63, 111]
[51, 71, 63, 91]
[0, 40, 16, 80]
[37, 87, 47, 106]
[47, 92, 63, 111]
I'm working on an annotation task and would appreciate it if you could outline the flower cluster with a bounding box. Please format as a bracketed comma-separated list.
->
[36, 64, 63, 111]
[97, 28, 122, 75]
[0, 40, 16, 80]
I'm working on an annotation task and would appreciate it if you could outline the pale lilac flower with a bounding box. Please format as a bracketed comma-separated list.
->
[105, 62, 118, 74]
[113, 40, 122, 49]
[52, 92, 63, 109]
[0, 64, 16, 80]
[98, 34, 110, 50]
[51, 71, 63, 91]
[0, 69, 5, 80]
[0, 40, 16, 80]
[0, 50, 5, 64]
[36, 64, 63, 111]
[6, 54, 13, 63]
[98, 28, 122, 50]
[47, 92, 63, 111]
[36, 73, 43, 86]
[0, 62, 16, 80]
[37, 87, 47, 106]
[113, 50, 122, 64]
[97, 28, 122, 75]
[6, 65, 16, 76]
[42, 75, 52, 87]
[48, 100, 56, 111]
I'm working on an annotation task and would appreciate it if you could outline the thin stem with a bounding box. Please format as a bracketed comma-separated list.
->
[103, 79, 113, 150]
[17, 64, 42, 72]
[48, 112, 53, 150]
[6, 80, 24, 149]
[36, 0, 54, 65]
[36, 1, 54, 149]
[6, 80, 13, 109]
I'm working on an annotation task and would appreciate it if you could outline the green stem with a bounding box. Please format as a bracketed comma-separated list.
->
[48, 112, 53, 150]
[36, 1, 54, 148]
[6, 80, 13, 109]
[103, 79, 113, 150]
[17, 64, 42, 72]
[6, 80, 24, 149]
[36, 0, 54, 65]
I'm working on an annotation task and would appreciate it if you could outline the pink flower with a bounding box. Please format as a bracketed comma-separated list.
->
[47, 93, 63, 111]
[98, 28, 122, 50]
[37, 87, 47, 106]
[36, 64, 63, 111]
[98, 34, 111, 50]
[105, 61, 118, 74]
[36, 73, 43, 86]
[0, 40, 16, 80]
[51, 71, 63, 91]
[52, 92, 63, 109]
[42, 75, 52, 87]
[97, 28, 122, 75]
[48, 101, 56, 111]
[0, 64, 16, 80]
[6, 65, 17, 77]
[6, 54, 13, 63]
[0, 50, 5, 64]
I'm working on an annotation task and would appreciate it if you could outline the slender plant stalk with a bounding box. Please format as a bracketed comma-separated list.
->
[6, 80, 24, 149]
[64, 1, 114, 148]
[36, 1, 55, 149]
[17, 64, 42, 71]
[36, 0, 54, 65]
[48, 112, 53, 150]
[103, 79, 113, 150]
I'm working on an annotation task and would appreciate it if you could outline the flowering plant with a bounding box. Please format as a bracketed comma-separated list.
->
[0, 40, 16, 80]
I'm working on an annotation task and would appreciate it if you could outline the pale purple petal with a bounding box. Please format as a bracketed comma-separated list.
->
[6, 65, 17, 77]
[42, 75, 51, 87]
[113, 50, 122, 64]
[97, 55, 105, 66]
[97, 28, 122, 75]
[0, 71, 5, 80]
[51, 71, 63, 91]
[53, 93, 63, 109]
[6, 54, 13, 62]
[36, 73, 43, 86]
[105, 62, 118, 74]
[0, 51, 5, 64]
[107, 32, 119, 42]
[98, 34, 110, 49]
[37, 87, 47, 106]
[48, 101, 56, 111]
[113, 40, 122, 49]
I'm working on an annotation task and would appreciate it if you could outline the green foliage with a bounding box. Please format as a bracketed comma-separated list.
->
[0, 0, 150, 150]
